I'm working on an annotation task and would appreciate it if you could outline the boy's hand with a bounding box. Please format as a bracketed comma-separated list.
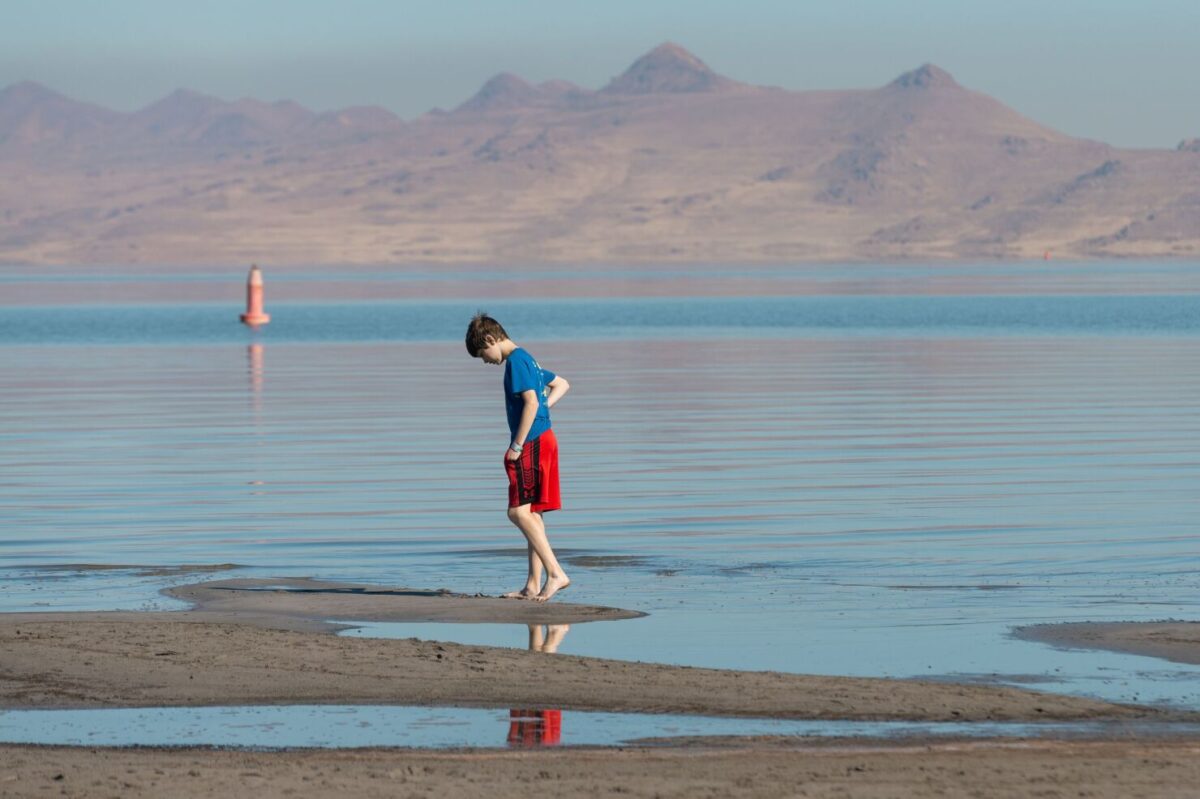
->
[506, 446, 522, 462]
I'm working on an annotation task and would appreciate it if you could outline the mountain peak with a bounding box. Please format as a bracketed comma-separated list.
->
[643, 42, 709, 69]
[134, 89, 229, 135]
[456, 72, 542, 112]
[163, 88, 216, 102]
[1, 80, 61, 104]
[139, 88, 224, 114]
[0, 81, 119, 145]
[0, 81, 85, 120]
[602, 42, 738, 95]
[887, 64, 960, 90]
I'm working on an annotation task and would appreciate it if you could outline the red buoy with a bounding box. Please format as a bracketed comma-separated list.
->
[239, 264, 271, 327]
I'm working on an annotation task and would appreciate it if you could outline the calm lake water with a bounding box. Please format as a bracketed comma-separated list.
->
[2, 262, 1199, 713]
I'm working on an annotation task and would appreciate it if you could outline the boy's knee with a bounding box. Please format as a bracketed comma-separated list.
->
[507, 505, 527, 523]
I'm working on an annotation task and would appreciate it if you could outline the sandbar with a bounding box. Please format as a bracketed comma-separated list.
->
[163, 577, 647, 627]
[1017, 621, 1200, 667]
[0, 578, 1163, 722]
[6, 579, 1200, 797]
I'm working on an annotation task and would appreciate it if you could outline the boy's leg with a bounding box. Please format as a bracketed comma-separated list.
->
[527, 624, 546, 651]
[502, 544, 543, 599]
[527, 540, 544, 589]
[507, 504, 570, 601]
[542, 624, 569, 653]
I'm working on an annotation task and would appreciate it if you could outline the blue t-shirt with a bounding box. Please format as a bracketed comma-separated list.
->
[503, 347, 555, 442]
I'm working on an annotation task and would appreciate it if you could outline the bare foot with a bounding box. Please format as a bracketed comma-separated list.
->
[501, 583, 539, 600]
[533, 575, 570, 603]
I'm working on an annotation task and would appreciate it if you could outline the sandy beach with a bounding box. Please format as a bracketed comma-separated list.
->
[4, 580, 1200, 797]
[4, 740, 1200, 799]
[0, 579, 1148, 721]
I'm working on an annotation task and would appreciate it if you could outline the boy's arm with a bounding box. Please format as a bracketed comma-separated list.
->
[508, 390, 540, 459]
[545, 375, 570, 409]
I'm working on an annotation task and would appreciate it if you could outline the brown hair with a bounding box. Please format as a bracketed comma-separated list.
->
[464, 312, 509, 356]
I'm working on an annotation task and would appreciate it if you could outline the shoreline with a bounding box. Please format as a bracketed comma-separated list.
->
[0, 578, 1161, 722]
[8, 254, 1200, 268]
[1016, 621, 1200, 667]
[1, 615, 1146, 722]
[162, 577, 647, 627]
[5, 580, 1200, 796]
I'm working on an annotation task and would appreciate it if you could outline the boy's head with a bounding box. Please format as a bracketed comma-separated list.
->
[465, 312, 509, 364]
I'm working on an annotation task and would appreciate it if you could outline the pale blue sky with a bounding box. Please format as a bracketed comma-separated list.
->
[3, 0, 1197, 148]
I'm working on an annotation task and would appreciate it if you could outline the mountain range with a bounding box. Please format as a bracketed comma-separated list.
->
[2, 42, 1198, 265]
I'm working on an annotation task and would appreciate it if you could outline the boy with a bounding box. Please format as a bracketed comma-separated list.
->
[465, 313, 571, 602]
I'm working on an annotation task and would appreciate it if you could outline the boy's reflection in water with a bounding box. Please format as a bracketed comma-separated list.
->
[528, 622, 569, 654]
[507, 624, 569, 747]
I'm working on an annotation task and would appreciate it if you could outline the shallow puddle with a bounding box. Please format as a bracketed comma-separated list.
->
[4, 705, 1198, 750]
[335, 619, 1200, 711]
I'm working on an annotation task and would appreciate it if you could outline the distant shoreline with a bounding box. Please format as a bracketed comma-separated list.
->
[1016, 621, 1200, 667]
[4, 253, 1200, 269]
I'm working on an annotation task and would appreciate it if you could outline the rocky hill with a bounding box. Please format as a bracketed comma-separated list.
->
[1, 43, 1197, 265]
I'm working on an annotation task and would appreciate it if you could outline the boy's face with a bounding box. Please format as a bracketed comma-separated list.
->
[476, 336, 504, 365]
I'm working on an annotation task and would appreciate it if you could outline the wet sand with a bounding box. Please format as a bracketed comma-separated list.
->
[1017, 621, 1200, 667]
[163, 577, 647, 627]
[5, 740, 1200, 798]
[4, 579, 1199, 797]
[0, 614, 1146, 721]
[0, 578, 1158, 721]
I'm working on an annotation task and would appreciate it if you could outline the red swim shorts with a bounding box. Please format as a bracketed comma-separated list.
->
[505, 428, 561, 513]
